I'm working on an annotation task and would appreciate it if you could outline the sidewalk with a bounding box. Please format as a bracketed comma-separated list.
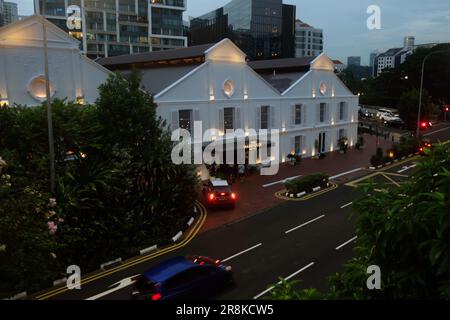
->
[200, 133, 393, 232]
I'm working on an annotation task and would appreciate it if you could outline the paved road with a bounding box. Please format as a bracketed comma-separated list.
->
[34, 125, 449, 300]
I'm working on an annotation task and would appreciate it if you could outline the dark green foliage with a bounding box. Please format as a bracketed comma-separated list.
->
[0, 73, 198, 297]
[285, 173, 329, 194]
[272, 144, 450, 300]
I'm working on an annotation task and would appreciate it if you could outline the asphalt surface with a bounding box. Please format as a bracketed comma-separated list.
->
[34, 123, 449, 300]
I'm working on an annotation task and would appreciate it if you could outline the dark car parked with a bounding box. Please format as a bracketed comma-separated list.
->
[202, 179, 237, 208]
[384, 118, 406, 129]
[131, 256, 233, 301]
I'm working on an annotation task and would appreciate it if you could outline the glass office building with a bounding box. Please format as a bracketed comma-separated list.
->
[35, 0, 187, 59]
[190, 0, 295, 60]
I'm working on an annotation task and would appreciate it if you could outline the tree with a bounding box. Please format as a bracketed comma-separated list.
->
[271, 143, 450, 299]
[398, 89, 434, 129]
[0, 72, 199, 295]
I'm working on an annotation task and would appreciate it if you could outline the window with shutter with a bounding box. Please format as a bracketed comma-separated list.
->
[218, 109, 224, 132]
[171, 110, 179, 130]
[294, 104, 302, 125]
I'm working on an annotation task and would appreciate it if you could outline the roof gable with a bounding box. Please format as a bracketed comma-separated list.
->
[0, 15, 79, 49]
[205, 38, 247, 63]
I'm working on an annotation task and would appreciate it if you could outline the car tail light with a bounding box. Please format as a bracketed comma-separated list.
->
[419, 147, 424, 152]
[421, 122, 427, 128]
[209, 193, 215, 201]
[220, 192, 226, 196]
[151, 293, 162, 301]
[200, 261, 205, 266]
[231, 193, 236, 200]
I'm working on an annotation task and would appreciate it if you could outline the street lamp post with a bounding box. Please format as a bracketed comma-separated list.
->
[417, 49, 450, 138]
[41, 1, 56, 194]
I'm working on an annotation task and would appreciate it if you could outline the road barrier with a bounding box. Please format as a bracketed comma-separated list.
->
[100, 258, 122, 270]
[172, 231, 183, 243]
[53, 278, 67, 287]
[139, 245, 158, 255]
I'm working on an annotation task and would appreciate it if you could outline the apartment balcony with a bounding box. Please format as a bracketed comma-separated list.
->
[150, 0, 186, 10]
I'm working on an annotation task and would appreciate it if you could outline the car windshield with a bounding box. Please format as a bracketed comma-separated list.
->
[213, 186, 231, 193]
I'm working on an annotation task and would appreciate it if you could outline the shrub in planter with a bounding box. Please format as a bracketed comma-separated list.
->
[370, 147, 384, 167]
[285, 173, 329, 194]
[338, 137, 349, 154]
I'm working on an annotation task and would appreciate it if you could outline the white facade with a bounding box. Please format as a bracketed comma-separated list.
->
[154, 39, 359, 162]
[295, 20, 323, 58]
[0, 15, 111, 107]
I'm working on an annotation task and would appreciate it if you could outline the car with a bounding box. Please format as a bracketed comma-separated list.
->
[418, 141, 433, 156]
[202, 179, 237, 208]
[384, 118, 406, 129]
[419, 121, 433, 130]
[131, 256, 233, 300]
[358, 108, 371, 119]
[377, 108, 400, 122]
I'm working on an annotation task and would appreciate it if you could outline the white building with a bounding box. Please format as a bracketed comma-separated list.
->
[373, 47, 412, 77]
[99, 39, 359, 162]
[0, 15, 111, 107]
[295, 20, 323, 58]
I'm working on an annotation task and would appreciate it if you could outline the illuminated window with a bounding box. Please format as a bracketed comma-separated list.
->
[28, 76, 55, 101]
[223, 80, 235, 98]
[319, 82, 327, 96]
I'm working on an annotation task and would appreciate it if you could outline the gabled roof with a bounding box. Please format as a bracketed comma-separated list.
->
[96, 43, 215, 68]
[0, 14, 80, 48]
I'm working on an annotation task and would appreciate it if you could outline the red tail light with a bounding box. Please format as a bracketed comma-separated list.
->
[419, 147, 424, 152]
[151, 293, 162, 301]
[220, 192, 226, 196]
[209, 193, 215, 201]
[231, 193, 236, 200]
[421, 122, 427, 128]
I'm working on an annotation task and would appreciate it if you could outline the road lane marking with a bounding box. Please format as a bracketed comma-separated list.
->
[222, 243, 263, 263]
[285, 215, 325, 234]
[424, 126, 450, 136]
[340, 202, 353, 209]
[253, 262, 315, 300]
[381, 173, 400, 187]
[85, 275, 139, 300]
[263, 175, 302, 188]
[336, 236, 358, 250]
[397, 164, 416, 173]
[329, 168, 363, 180]
[35, 201, 207, 300]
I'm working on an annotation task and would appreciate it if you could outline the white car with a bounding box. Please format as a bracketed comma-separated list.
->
[377, 108, 400, 122]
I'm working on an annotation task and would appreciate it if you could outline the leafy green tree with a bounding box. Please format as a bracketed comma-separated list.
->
[398, 89, 434, 129]
[0, 72, 199, 294]
[271, 144, 450, 299]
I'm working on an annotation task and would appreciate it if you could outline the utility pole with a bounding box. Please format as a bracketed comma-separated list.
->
[417, 49, 450, 138]
[42, 1, 56, 194]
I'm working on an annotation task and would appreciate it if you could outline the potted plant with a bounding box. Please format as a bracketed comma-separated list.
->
[287, 153, 296, 166]
[338, 137, 349, 154]
[356, 135, 365, 150]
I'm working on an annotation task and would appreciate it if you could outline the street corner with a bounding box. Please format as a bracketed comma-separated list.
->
[275, 182, 338, 201]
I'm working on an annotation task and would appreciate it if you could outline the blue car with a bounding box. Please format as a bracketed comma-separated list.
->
[132, 256, 233, 300]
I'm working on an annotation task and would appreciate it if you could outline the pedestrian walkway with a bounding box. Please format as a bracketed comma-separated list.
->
[200, 134, 393, 232]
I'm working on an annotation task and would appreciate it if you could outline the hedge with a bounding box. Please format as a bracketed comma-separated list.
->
[285, 173, 329, 194]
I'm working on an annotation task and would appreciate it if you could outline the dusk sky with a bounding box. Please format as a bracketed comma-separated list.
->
[14, 0, 450, 65]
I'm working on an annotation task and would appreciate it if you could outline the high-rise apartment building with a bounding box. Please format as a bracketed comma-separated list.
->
[34, 0, 187, 58]
[189, 0, 296, 60]
[0, 1, 18, 26]
[294, 19, 323, 58]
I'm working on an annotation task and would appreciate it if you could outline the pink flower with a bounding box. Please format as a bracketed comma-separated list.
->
[49, 198, 57, 208]
[47, 221, 58, 235]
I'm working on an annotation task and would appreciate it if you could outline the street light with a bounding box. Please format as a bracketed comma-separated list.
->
[41, 1, 56, 194]
[417, 49, 450, 138]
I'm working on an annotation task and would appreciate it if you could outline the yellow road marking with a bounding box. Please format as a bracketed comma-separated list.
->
[34, 201, 207, 300]
[275, 182, 338, 201]
[380, 173, 400, 187]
